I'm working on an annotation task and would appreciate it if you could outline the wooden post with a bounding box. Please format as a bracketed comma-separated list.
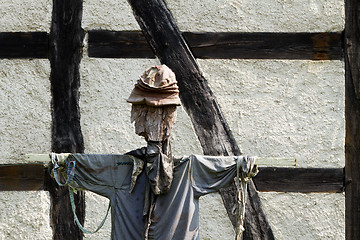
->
[345, 0, 360, 239]
[48, 0, 85, 239]
[127, 0, 274, 239]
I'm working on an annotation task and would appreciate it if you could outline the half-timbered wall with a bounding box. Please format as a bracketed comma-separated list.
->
[0, 1, 53, 239]
[0, 0, 345, 239]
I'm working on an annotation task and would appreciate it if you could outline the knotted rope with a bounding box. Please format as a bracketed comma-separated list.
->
[233, 156, 258, 240]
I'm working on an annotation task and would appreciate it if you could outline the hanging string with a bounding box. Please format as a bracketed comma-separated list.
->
[69, 186, 111, 234]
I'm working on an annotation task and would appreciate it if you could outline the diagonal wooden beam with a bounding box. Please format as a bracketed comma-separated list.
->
[126, 0, 274, 239]
[88, 30, 343, 60]
[48, 0, 85, 239]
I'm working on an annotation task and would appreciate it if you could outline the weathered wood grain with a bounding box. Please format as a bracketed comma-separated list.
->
[185, 32, 342, 60]
[345, 0, 360, 99]
[131, 105, 177, 142]
[126, 0, 274, 239]
[88, 30, 154, 58]
[0, 164, 45, 191]
[48, 0, 85, 239]
[254, 168, 344, 193]
[345, 1, 360, 239]
[88, 30, 343, 60]
[0, 31, 343, 60]
[0, 32, 48, 58]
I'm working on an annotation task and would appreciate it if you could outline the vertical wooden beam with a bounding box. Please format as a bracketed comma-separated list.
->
[127, 0, 274, 239]
[48, 0, 85, 239]
[345, 1, 360, 239]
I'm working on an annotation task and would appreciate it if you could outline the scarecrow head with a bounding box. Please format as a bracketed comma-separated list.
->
[127, 65, 181, 142]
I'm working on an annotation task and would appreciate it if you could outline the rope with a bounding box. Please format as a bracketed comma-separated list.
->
[234, 156, 258, 240]
[51, 153, 111, 234]
[69, 186, 111, 234]
[51, 153, 76, 186]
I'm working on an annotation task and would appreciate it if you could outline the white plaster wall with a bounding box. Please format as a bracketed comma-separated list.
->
[200, 60, 345, 168]
[82, 0, 139, 31]
[82, 0, 345, 32]
[200, 59, 345, 239]
[0, 191, 51, 240]
[0, 0, 346, 239]
[0, 59, 52, 239]
[165, 0, 344, 32]
[0, 0, 51, 32]
[0, 60, 52, 163]
[0, 1, 52, 239]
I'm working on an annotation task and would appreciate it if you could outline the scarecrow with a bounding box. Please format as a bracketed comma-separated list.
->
[51, 65, 257, 240]
[127, 64, 180, 195]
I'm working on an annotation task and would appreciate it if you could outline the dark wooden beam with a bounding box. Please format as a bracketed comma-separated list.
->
[345, 0, 360, 99]
[48, 0, 85, 239]
[126, 1, 274, 239]
[0, 32, 48, 59]
[345, 0, 360, 239]
[88, 30, 154, 58]
[0, 164, 345, 194]
[88, 30, 343, 60]
[0, 31, 343, 60]
[0, 164, 45, 191]
[185, 32, 342, 60]
[254, 168, 344, 193]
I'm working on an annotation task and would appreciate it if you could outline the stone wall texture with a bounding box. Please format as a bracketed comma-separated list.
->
[0, 0, 345, 239]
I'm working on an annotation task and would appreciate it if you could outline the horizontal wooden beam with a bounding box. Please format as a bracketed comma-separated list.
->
[0, 164, 344, 192]
[0, 164, 45, 191]
[0, 32, 48, 59]
[254, 167, 344, 193]
[0, 31, 343, 60]
[88, 30, 343, 60]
